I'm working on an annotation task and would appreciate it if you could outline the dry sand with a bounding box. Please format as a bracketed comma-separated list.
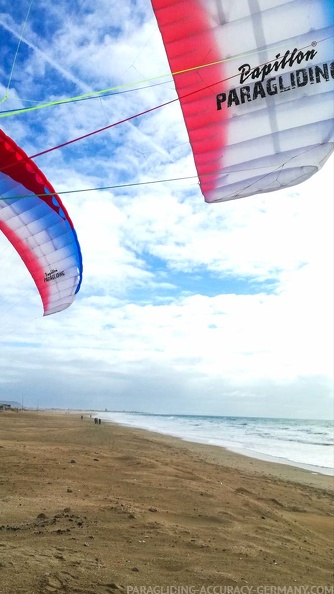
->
[0, 410, 333, 593]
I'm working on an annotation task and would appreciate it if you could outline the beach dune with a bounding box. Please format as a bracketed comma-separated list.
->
[0, 411, 333, 593]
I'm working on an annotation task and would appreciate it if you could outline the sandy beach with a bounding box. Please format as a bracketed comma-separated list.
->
[0, 411, 333, 593]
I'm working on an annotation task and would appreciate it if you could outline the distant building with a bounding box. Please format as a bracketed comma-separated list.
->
[0, 403, 12, 411]
[0, 401, 21, 411]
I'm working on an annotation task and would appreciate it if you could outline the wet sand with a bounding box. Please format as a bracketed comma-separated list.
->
[0, 410, 333, 593]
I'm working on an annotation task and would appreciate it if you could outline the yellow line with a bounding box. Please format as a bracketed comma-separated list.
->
[0, 37, 327, 119]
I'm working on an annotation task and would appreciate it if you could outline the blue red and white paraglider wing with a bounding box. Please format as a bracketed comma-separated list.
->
[0, 129, 82, 315]
[151, 0, 334, 202]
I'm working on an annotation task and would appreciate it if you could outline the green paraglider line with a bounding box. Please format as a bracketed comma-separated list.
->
[27, 66, 236, 160]
[0, 80, 173, 115]
[1, 37, 332, 180]
[1, 37, 331, 118]
[0, 94, 186, 175]
[0, 56, 238, 118]
[0, 175, 199, 202]
[28, 64, 242, 159]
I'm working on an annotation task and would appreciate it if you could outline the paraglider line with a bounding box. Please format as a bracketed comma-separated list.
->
[2, 79, 173, 113]
[0, 175, 199, 202]
[31, 50, 295, 159]
[0, 145, 320, 203]
[29, 97, 180, 158]
[30, 40, 318, 159]
[0, 0, 34, 104]
[0, 36, 331, 118]
[1, 36, 333, 171]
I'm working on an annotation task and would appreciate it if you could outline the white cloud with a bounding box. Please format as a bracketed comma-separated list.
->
[0, 1, 333, 419]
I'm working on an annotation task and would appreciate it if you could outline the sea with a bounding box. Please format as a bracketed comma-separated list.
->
[95, 411, 334, 476]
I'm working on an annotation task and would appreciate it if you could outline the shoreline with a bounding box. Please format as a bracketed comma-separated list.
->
[27, 408, 334, 485]
[92, 412, 334, 480]
[1, 410, 333, 590]
[101, 419, 334, 491]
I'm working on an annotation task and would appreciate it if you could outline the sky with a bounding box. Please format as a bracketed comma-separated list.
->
[0, 0, 333, 419]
